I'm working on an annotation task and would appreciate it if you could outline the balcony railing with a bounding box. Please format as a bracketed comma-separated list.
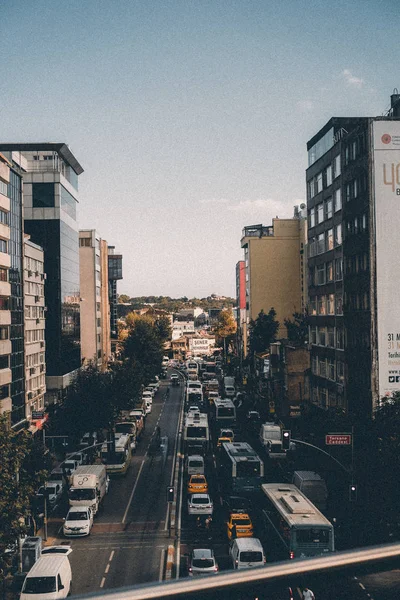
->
[242, 225, 274, 238]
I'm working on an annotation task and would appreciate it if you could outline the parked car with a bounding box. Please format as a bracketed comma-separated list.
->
[79, 432, 98, 450]
[187, 475, 208, 495]
[67, 451, 87, 466]
[188, 494, 213, 516]
[63, 506, 93, 537]
[62, 459, 79, 476]
[49, 468, 67, 488]
[37, 483, 63, 508]
[188, 548, 219, 576]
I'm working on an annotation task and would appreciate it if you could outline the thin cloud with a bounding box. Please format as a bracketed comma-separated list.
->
[342, 69, 364, 88]
[200, 198, 230, 205]
[297, 100, 314, 112]
[229, 198, 287, 213]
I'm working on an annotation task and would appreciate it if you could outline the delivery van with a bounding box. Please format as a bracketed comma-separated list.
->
[20, 551, 72, 599]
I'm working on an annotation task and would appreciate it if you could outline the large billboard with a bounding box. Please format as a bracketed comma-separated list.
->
[189, 337, 215, 355]
[373, 121, 400, 398]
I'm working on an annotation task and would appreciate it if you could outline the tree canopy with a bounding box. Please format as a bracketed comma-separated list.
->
[248, 308, 279, 354]
[284, 311, 309, 345]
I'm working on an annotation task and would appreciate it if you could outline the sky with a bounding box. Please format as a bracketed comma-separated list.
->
[1, 0, 399, 298]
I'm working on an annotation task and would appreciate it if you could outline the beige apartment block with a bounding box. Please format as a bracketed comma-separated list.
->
[241, 213, 306, 348]
[0, 154, 12, 415]
[80, 230, 111, 369]
[24, 236, 46, 421]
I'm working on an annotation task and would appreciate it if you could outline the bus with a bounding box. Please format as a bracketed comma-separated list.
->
[201, 361, 217, 382]
[218, 442, 264, 494]
[183, 412, 210, 453]
[261, 483, 335, 560]
[186, 360, 198, 379]
[100, 433, 132, 475]
[211, 398, 236, 428]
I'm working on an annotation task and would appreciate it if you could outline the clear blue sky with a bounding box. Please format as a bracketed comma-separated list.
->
[1, 0, 398, 298]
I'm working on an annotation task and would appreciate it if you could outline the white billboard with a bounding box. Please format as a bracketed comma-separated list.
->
[373, 121, 400, 398]
[189, 337, 215, 355]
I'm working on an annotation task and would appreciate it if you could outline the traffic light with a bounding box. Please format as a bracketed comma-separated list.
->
[167, 486, 174, 503]
[349, 484, 357, 502]
[282, 430, 291, 451]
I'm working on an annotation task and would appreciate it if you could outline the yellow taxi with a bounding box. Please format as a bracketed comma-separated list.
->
[187, 474, 208, 495]
[226, 513, 254, 539]
[217, 428, 234, 448]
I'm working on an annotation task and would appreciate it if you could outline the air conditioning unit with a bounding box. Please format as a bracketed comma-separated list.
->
[34, 296, 39, 302]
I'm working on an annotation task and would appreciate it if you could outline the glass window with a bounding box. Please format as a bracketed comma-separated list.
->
[326, 165, 332, 187]
[334, 188, 342, 212]
[326, 261, 333, 282]
[316, 264, 325, 285]
[310, 326, 317, 344]
[325, 197, 333, 220]
[319, 359, 327, 378]
[61, 186, 77, 220]
[0, 297, 9, 310]
[32, 183, 55, 208]
[328, 294, 335, 315]
[308, 128, 334, 166]
[317, 203, 324, 224]
[326, 228, 334, 251]
[362, 214, 367, 230]
[335, 295, 343, 315]
[0, 326, 8, 340]
[311, 355, 318, 374]
[310, 297, 317, 316]
[318, 326, 326, 346]
[0, 181, 7, 196]
[333, 154, 341, 178]
[346, 183, 351, 202]
[328, 359, 335, 380]
[336, 328, 344, 350]
[317, 233, 325, 254]
[335, 258, 343, 280]
[337, 361, 345, 382]
[317, 295, 326, 315]
[308, 179, 315, 199]
[327, 326, 335, 347]
[354, 179, 358, 198]
[0, 268, 7, 282]
[0, 239, 7, 254]
[335, 224, 342, 246]
[316, 173, 323, 193]
[309, 207, 315, 228]
[0, 209, 9, 226]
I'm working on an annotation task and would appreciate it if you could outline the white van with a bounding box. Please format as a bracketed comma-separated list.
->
[229, 537, 266, 570]
[186, 455, 205, 475]
[20, 552, 72, 599]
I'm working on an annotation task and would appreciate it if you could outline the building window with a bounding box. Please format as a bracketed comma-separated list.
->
[0, 181, 7, 196]
[316, 264, 326, 285]
[0, 297, 9, 310]
[336, 328, 344, 350]
[310, 297, 317, 316]
[334, 188, 342, 212]
[317, 233, 325, 254]
[311, 355, 318, 374]
[328, 294, 335, 315]
[319, 359, 327, 378]
[0, 326, 8, 340]
[32, 183, 55, 208]
[354, 178, 358, 198]
[326, 261, 333, 282]
[0, 209, 10, 226]
[325, 197, 333, 220]
[317, 203, 324, 224]
[310, 326, 317, 344]
[0, 268, 7, 282]
[309, 207, 315, 228]
[61, 186, 77, 220]
[333, 154, 341, 178]
[0, 239, 7, 254]
[335, 258, 343, 280]
[326, 228, 334, 251]
[79, 238, 92, 247]
[317, 295, 326, 315]
[337, 361, 345, 382]
[316, 172, 323, 193]
[335, 224, 342, 246]
[327, 326, 335, 347]
[0, 355, 8, 369]
[0, 384, 9, 399]
[335, 294, 343, 315]
[362, 214, 367, 230]
[318, 326, 326, 346]
[327, 359, 335, 381]
[320, 387, 328, 409]
[326, 165, 332, 187]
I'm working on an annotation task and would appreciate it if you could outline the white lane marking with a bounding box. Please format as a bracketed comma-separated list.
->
[296, 587, 302, 598]
[100, 577, 106, 588]
[359, 583, 366, 590]
[175, 425, 185, 580]
[109, 550, 115, 561]
[104, 563, 110, 574]
[121, 458, 146, 524]
[159, 548, 166, 581]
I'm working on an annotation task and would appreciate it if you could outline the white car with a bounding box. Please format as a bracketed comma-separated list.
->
[144, 388, 155, 398]
[37, 482, 63, 508]
[63, 506, 93, 537]
[148, 382, 159, 392]
[189, 548, 219, 576]
[145, 399, 152, 414]
[188, 494, 213, 515]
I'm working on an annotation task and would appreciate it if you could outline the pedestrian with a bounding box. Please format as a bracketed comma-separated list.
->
[231, 522, 237, 539]
[302, 587, 315, 600]
[205, 515, 212, 538]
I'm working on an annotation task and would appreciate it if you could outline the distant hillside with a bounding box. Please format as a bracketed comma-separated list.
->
[118, 295, 235, 313]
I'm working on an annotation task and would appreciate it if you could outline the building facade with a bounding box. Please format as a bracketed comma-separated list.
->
[0, 155, 14, 422]
[306, 96, 400, 417]
[0, 144, 84, 404]
[235, 260, 246, 359]
[240, 214, 306, 354]
[24, 236, 46, 421]
[100, 239, 111, 366]
[108, 246, 122, 348]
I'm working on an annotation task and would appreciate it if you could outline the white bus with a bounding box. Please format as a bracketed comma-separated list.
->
[261, 483, 335, 560]
[211, 398, 236, 426]
[218, 442, 264, 494]
[183, 412, 209, 453]
[100, 433, 132, 475]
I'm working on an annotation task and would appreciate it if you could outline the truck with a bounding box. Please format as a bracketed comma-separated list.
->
[68, 464, 108, 515]
[223, 376, 236, 399]
[259, 422, 285, 458]
[292, 471, 328, 512]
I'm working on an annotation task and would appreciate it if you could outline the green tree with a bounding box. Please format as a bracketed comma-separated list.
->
[248, 308, 280, 355]
[154, 316, 172, 343]
[284, 311, 309, 344]
[118, 294, 131, 304]
[0, 415, 49, 577]
[123, 316, 163, 382]
[214, 309, 237, 356]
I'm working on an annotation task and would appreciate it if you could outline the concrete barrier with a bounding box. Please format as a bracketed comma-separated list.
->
[165, 544, 175, 580]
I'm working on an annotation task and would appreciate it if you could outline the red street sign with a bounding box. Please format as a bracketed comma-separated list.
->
[325, 434, 352, 446]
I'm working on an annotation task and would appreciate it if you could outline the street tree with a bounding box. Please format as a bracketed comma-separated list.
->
[214, 309, 237, 356]
[123, 315, 163, 382]
[248, 308, 280, 355]
[284, 311, 309, 344]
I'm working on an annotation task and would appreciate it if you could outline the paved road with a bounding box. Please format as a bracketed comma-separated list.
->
[56, 377, 184, 596]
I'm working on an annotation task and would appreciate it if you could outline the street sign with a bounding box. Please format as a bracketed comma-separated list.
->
[325, 434, 352, 446]
[31, 411, 45, 420]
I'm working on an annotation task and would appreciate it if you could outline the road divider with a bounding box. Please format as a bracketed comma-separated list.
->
[165, 544, 175, 580]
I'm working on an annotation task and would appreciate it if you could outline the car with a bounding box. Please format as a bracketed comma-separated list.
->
[187, 475, 208, 495]
[145, 399, 152, 414]
[223, 496, 254, 517]
[63, 506, 93, 537]
[48, 468, 67, 488]
[226, 512, 254, 539]
[67, 451, 86, 466]
[217, 428, 234, 447]
[188, 548, 219, 576]
[143, 387, 155, 398]
[188, 494, 213, 515]
[170, 374, 180, 386]
[37, 482, 63, 508]
[62, 459, 79, 475]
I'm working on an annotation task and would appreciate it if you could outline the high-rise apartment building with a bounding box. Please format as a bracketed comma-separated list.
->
[306, 94, 400, 417]
[24, 235, 46, 422]
[240, 213, 306, 355]
[0, 144, 84, 404]
[79, 230, 111, 368]
[0, 154, 14, 423]
[108, 246, 122, 349]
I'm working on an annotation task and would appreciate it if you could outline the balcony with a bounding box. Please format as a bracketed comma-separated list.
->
[241, 224, 274, 246]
